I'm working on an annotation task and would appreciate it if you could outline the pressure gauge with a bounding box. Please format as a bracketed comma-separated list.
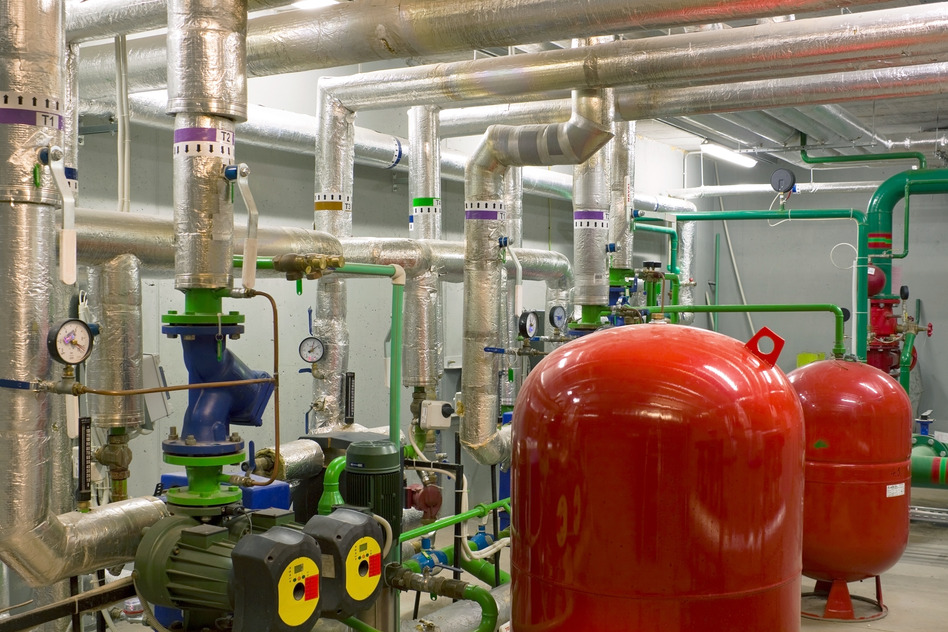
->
[299, 336, 325, 363]
[518, 312, 540, 338]
[549, 305, 567, 330]
[47, 319, 94, 366]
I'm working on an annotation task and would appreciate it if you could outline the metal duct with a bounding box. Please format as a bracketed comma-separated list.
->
[403, 582, 512, 632]
[319, 5, 948, 111]
[666, 181, 884, 199]
[76, 0, 883, 98]
[87, 255, 144, 429]
[80, 93, 573, 201]
[611, 121, 635, 271]
[167, 0, 247, 121]
[462, 100, 611, 466]
[797, 104, 888, 146]
[65, 0, 295, 43]
[405, 104, 443, 389]
[616, 62, 948, 120]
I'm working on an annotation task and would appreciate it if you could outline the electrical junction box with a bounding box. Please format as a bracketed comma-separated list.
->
[142, 353, 173, 427]
[231, 526, 322, 632]
[303, 507, 384, 619]
[420, 400, 455, 430]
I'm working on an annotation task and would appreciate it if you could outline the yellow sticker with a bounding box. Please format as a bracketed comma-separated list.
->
[277, 556, 320, 627]
[345, 536, 382, 602]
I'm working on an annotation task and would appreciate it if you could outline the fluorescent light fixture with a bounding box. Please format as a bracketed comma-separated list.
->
[701, 142, 758, 169]
[291, 0, 337, 9]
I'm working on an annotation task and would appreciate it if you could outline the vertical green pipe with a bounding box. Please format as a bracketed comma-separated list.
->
[632, 223, 679, 274]
[900, 331, 917, 393]
[713, 233, 721, 332]
[317, 456, 347, 516]
[390, 283, 404, 448]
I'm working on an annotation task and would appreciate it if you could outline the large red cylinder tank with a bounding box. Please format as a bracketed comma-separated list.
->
[787, 360, 912, 620]
[512, 325, 805, 632]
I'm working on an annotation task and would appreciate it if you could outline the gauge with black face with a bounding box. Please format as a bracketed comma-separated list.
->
[48, 319, 93, 365]
[519, 312, 540, 338]
[549, 305, 567, 330]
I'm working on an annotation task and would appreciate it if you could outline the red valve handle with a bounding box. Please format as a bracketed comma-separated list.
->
[927, 322, 934, 337]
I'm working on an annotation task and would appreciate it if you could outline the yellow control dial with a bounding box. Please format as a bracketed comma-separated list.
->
[345, 536, 382, 602]
[277, 556, 320, 627]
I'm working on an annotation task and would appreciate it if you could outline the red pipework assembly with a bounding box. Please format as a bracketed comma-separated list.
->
[512, 325, 805, 632]
[788, 360, 912, 622]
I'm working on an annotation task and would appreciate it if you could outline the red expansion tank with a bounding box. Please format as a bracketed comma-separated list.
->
[512, 325, 805, 632]
[788, 359, 912, 620]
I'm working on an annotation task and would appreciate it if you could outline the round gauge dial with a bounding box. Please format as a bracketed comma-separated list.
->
[299, 336, 326, 363]
[549, 305, 567, 330]
[47, 319, 94, 365]
[518, 312, 540, 338]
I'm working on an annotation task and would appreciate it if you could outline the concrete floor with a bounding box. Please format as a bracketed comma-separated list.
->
[801, 488, 948, 632]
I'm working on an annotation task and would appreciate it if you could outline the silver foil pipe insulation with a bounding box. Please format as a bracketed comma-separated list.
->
[310, 277, 349, 431]
[0, 0, 167, 588]
[317, 5, 948, 111]
[571, 62, 614, 308]
[80, 93, 573, 201]
[406, 105, 443, 389]
[666, 181, 883, 199]
[74, 0, 897, 99]
[166, 0, 248, 121]
[462, 98, 611, 466]
[610, 121, 635, 271]
[255, 439, 325, 481]
[500, 167, 524, 408]
[87, 255, 144, 429]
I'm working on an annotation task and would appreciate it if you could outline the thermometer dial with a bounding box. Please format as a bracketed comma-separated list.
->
[518, 312, 540, 338]
[299, 336, 326, 363]
[48, 319, 94, 365]
[549, 305, 567, 330]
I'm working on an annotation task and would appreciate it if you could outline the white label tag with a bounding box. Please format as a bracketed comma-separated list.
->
[886, 483, 905, 498]
[499, 623, 512, 632]
[321, 553, 335, 578]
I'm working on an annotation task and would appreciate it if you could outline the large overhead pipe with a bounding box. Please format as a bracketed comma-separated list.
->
[666, 181, 884, 199]
[317, 5, 948, 111]
[0, 0, 168, 588]
[462, 96, 613, 465]
[74, 0, 891, 97]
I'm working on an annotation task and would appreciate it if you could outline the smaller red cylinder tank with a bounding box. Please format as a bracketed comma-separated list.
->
[788, 360, 912, 618]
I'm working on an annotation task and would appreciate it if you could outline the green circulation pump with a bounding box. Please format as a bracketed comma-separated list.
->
[345, 440, 402, 545]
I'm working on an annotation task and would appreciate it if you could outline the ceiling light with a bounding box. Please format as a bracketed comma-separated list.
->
[701, 142, 758, 169]
[291, 0, 338, 9]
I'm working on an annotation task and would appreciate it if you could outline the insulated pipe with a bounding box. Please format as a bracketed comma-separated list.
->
[312, 89, 355, 430]
[87, 255, 145, 429]
[667, 181, 883, 199]
[0, 2, 170, 587]
[615, 62, 948, 121]
[319, 5, 948, 111]
[65, 0, 296, 43]
[75, 0, 888, 98]
[80, 93, 573, 201]
[610, 121, 635, 270]
[500, 167, 524, 409]
[405, 105, 443, 389]
[462, 99, 612, 466]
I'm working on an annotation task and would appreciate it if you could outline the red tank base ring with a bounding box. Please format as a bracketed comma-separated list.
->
[801, 577, 888, 622]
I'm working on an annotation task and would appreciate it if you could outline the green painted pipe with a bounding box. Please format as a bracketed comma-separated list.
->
[665, 209, 868, 361]
[342, 616, 382, 632]
[911, 437, 948, 488]
[713, 233, 721, 332]
[868, 169, 948, 297]
[631, 223, 680, 274]
[400, 499, 511, 543]
[658, 303, 847, 358]
[800, 133, 926, 170]
[317, 455, 347, 516]
[464, 584, 499, 632]
[899, 331, 917, 393]
[403, 541, 511, 586]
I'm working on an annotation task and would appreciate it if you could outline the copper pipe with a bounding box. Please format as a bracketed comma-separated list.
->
[75, 377, 274, 397]
[246, 289, 281, 487]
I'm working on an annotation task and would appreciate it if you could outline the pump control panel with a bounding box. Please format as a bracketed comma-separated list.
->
[420, 400, 455, 430]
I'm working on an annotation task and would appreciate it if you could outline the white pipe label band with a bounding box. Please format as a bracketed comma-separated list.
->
[315, 192, 352, 212]
[173, 127, 235, 161]
[464, 200, 506, 221]
[574, 210, 609, 229]
[886, 483, 905, 498]
[0, 93, 62, 130]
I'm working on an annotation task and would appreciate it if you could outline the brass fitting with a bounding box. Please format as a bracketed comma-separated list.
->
[271, 253, 345, 281]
